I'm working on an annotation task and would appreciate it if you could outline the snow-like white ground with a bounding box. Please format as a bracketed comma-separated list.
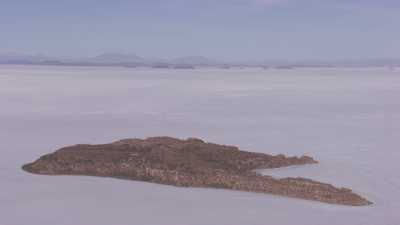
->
[1, 65, 399, 225]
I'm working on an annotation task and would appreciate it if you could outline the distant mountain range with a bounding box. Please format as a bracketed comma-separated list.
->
[0, 52, 221, 67]
[0, 53, 49, 63]
[0, 52, 399, 68]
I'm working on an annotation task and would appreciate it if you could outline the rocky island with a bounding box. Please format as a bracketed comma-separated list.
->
[22, 137, 371, 206]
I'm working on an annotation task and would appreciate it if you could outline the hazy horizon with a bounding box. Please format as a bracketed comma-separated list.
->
[2, 51, 400, 65]
[2, 0, 400, 61]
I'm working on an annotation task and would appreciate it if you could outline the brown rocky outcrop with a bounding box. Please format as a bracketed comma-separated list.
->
[22, 137, 371, 206]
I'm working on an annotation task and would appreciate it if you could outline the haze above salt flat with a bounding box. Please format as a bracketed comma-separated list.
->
[1, 65, 399, 225]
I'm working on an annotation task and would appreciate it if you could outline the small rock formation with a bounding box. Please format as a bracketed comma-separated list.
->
[22, 137, 371, 206]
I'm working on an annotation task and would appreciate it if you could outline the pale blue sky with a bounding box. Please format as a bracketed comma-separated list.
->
[1, 0, 399, 61]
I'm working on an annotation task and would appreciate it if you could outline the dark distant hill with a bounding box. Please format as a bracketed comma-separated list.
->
[88, 53, 145, 64]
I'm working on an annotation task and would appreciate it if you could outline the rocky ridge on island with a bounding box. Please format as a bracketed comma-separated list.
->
[22, 137, 372, 206]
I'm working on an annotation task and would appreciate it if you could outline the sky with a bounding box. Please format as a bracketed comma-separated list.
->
[1, 0, 400, 61]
